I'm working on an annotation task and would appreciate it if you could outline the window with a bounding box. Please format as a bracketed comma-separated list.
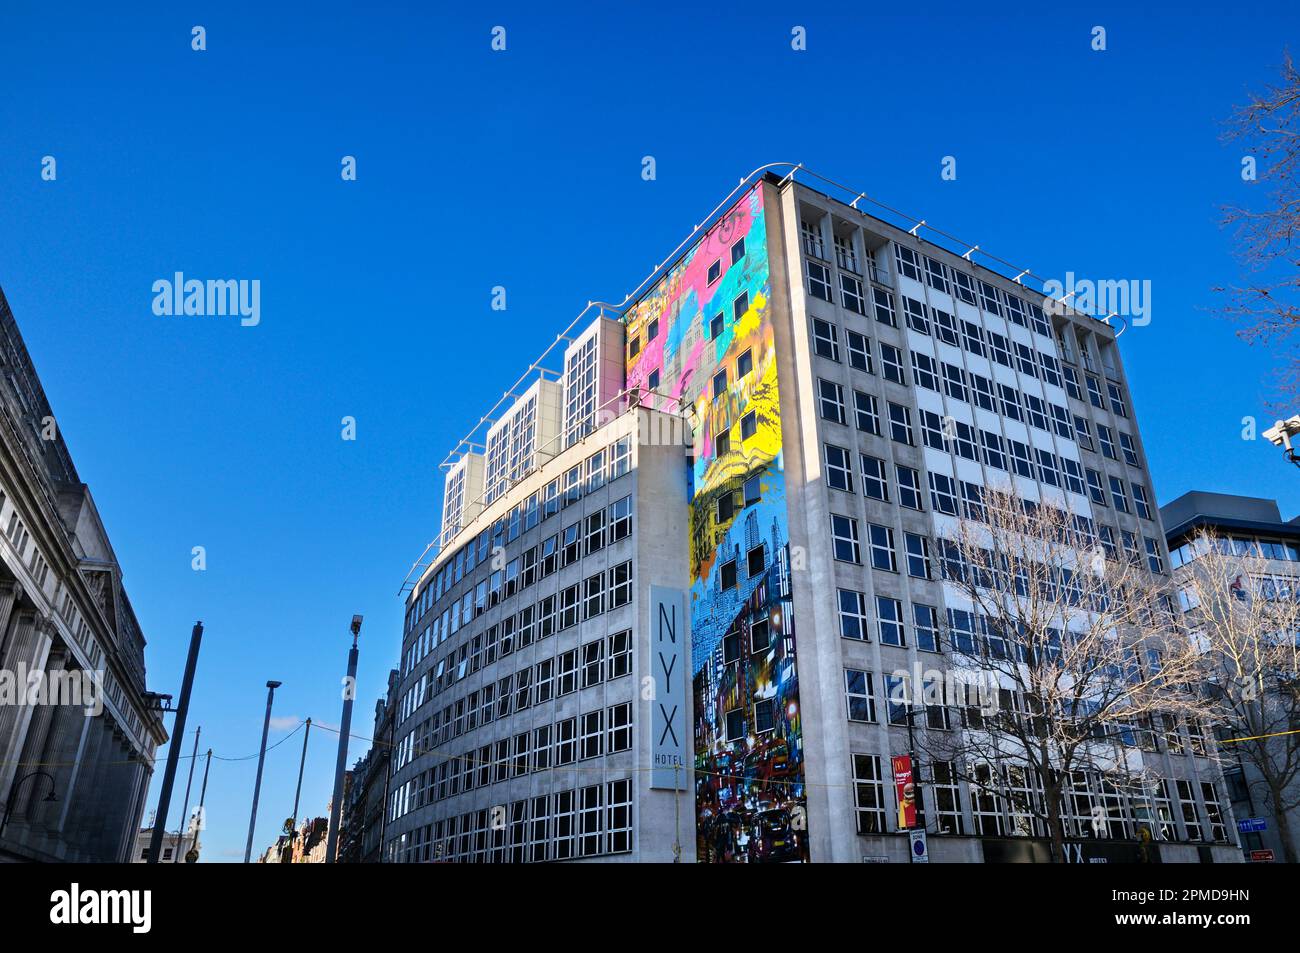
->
[580, 709, 604, 760]
[712, 368, 728, 398]
[1086, 468, 1107, 505]
[582, 639, 604, 687]
[922, 409, 952, 455]
[740, 411, 756, 440]
[911, 352, 939, 391]
[953, 270, 978, 305]
[1109, 476, 1130, 513]
[710, 312, 725, 340]
[585, 510, 605, 556]
[1086, 374, 1104, 409]
[885, 674, 911, 725]
[845, 669, 876, 722]
[731, 236, 746, 264]
[1145, 537, 1165, 573]
[1009, 440, 1033, 479]
[873, 288, 897, 327]
[801, 219, 824, 259]
[905, 532, 931, 578]
[868, 523, 896, 571]
[747, 544, 765, 578]
[714, 430, 730, 457]
[933, 761, 965, 835]
[887, 402, 913, 445]
[835, 233, 859, 272]
[853, 391, 880, 434]
[846, 330, 872, 371]
[962, 320, 985, 356]
[608, 703, 632, 753]
[720, 559, 738, 590]
[904, 296, 929, 334]
[877, 595, 904, 646]
[831, 514, 861, 563]
[647, 317, 659, 341]
[733, 292, 749, 321]
[1098, 424, 1117, 459]
[895, 245, 922, 281]
[971, 373, 996, 412]
[841, 272, 866, 314]
[813, 319, 840, 361]
[750, 618, 771, 652]
[979, 281, 1002, 316]
[929, 472, 958, 515]
[737, 349, 753, 378]
[838, 588, 869, 640]
[707, 259, 721, 285]
[1132, 483, 1152, 520]
[806, 260, 833, 302]
[1073, 415, 1093, 450]
[943, 363, 967, 403]
[934, 308, 959, 346]
[913, 603, 939, 652]
[861, 455, 888, 501]
[608, 495, 631, 542]
[818, 378, 846, 424]
[896, 466, 923, 510]
[609, 561, 632, 607]
[981, 430, 1006, 470]
[1036, 449, 1060, 487]
[825, 443, 854, 492]
[608, 630, 631, 679]
[1119, 431, 1139, 466]
[852, 755, 887, 834]
[1108, 382, 1128, 417]
[924, 256, 949, 293]
[880, 343, 905, 384]
[1062, 457, 1085, 495]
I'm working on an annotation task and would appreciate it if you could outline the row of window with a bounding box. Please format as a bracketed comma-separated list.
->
[411, 435, 633, 633]
[405, 495, 632, 675]
[398, 630, 633, 763]
[850, 755, 1228, 844]
[399, 563, 633, 725]
[392, 702, 634, 819]
[388, 779, 633, 863]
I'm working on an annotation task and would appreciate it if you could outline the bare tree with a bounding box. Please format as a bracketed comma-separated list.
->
[1219, 52, 1300, 402]
[912, 488, 1209, 862]
[1175, 532, 1300, 862]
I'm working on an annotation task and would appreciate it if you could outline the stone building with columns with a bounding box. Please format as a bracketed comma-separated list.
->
[0, 287, 167, 862]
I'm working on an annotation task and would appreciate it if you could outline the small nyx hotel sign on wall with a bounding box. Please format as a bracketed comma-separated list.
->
[650, 585, 689, 790]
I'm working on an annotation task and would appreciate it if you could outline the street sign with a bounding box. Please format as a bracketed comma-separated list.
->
[1237, 817, 1267, 833]
[909, 829, 929, 863]
[1249, 849, 1275, 862]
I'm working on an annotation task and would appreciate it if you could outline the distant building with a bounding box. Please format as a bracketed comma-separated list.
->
[0, 286, 167, 862]
[338, 670, 396, 863]
[131, 824, 199, 863]
[1163, 490, 1300, 863]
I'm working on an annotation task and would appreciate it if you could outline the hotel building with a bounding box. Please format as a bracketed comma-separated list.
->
[383, 169, 1239, 863]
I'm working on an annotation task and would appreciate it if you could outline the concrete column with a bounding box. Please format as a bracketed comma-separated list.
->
[0, 613, 54, 806]
[0, 581, 22, 657]
[31, 667, 90, 831]
[52, 703, 93, 836]
[109, 757, 146, 863]
[12, 645, 68, 819]
[90, 733, 131, 861]
[62, 714, 107, 858]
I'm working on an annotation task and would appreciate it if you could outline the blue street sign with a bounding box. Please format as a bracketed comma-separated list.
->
[1237, 817, 1267, 833]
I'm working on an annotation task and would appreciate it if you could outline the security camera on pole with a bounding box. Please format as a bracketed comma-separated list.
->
[325, 615, 362, 863]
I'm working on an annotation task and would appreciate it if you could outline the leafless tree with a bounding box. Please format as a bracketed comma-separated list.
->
[912, 488, 1209, 862]
[1218, 52, 1300, 402]
[1175, 532, 1300, 862]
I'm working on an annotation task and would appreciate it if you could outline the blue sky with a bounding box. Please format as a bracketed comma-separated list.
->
[1, 2, 1297, 861]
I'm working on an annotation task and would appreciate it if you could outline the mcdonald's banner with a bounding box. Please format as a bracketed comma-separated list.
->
[892, 755, 916, 830]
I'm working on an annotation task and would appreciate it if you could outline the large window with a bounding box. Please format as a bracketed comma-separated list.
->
[851, 755, 887, 834]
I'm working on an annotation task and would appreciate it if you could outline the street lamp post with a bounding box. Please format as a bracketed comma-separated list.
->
[325, 615, 362, 863]
[0, 771, 57, 841]
[243, 680, 281, 863]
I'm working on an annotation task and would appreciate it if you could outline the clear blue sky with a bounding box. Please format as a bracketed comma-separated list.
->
[1, 2, 1297, 861]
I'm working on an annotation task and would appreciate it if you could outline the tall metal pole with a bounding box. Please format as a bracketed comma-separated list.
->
[243, 680, 281, 863]
[173, 726, 201, 862]
[147, 621, 203, 863]
[284, 718, 311, 863]
[325, 616, 363, 863]
[186, 748, 212, 863]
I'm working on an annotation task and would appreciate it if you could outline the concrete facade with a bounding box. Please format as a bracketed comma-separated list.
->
[0, 286, 166, 863]
[384, 171, 1238, 863]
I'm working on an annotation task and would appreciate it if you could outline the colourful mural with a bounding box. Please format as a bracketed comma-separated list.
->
[624, 184, 808, 862]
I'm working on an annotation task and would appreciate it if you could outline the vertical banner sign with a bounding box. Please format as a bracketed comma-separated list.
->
[892, 755, 916, 830]
[650, 586, 689, 790]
